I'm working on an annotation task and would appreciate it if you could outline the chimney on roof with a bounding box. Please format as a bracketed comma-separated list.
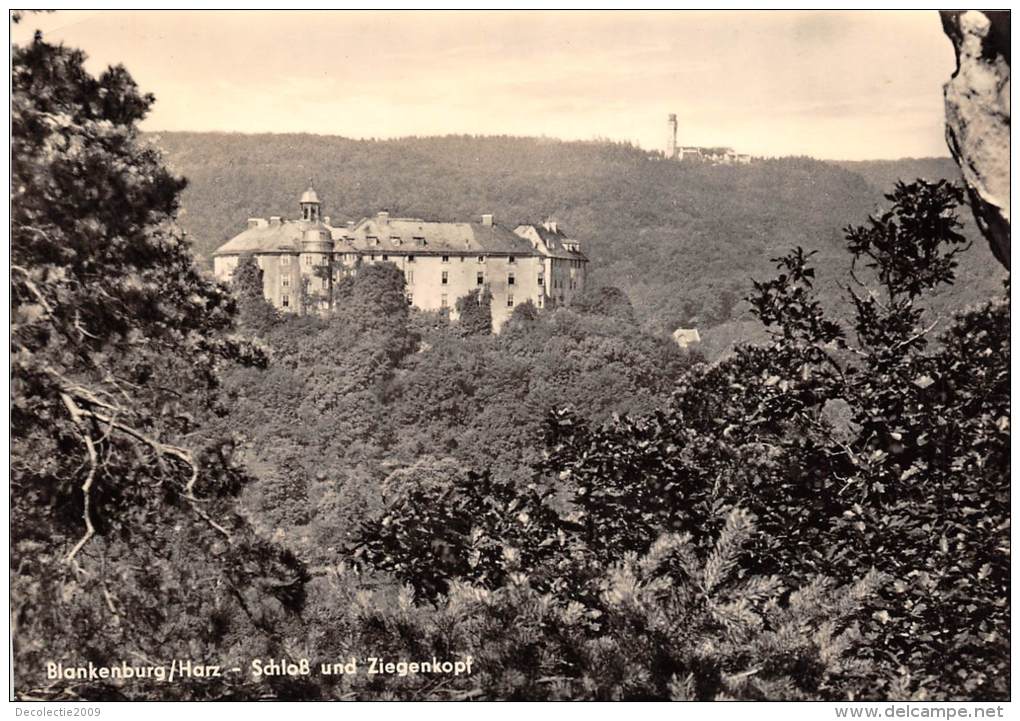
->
[323, 215, 331, 226]
[269, 216, 282, 226]
[543, 220, 558, 233]
[346, 220, 355, 230]
[247, 218, 266, 229]
[481, 213, 494, 226]
[377, 211, 389, 223]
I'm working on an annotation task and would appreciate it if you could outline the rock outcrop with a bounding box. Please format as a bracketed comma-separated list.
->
[941, 10, 1011, 269]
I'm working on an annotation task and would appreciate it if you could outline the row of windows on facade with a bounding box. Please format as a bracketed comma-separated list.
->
[363, 254, 583, 269]
[364, 235, 428, 248]
[426, 293, 544, 309]
[403, 270, 538, 286]
[403, 270, 575, 291]
[279, 291, 571, 311]
[282, 270, 532, 287]
[375, 254, 519, 265]
[284, 253, 525, 266]
[267, 254, 583, 269]
[281, 276, 330, 289]
[280, 271, 577, 292]
[349, 236, 583, 260]
[279, 292, 532, 309]
[358, 237, 583, 263]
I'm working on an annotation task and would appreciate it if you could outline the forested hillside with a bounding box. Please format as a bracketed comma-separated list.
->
[836, 157, 964, 192]
[150, 133, 1005, 340]
[16, 29, 1009, 700]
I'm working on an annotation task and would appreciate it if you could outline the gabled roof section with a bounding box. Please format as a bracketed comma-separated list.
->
[514, 223, 588, 261]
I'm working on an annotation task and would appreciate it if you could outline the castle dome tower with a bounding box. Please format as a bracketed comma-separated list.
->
[298, 186, 335, 312]
[300, 186, 321, 222]
[299, 185, 332, 253]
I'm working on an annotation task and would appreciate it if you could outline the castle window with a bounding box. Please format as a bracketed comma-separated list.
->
[508, 256, 516, 264]
[391, 236, 401, 245]
[282, 276, 290, 288]
[408, 255, 415, 263]
[304, 255, 312, 266]
[322, 278, 328, 290]
[414, 236, 427, 247]
[321, 255, 329, 265]
[382, 254, 389, 261]
[441, 294, 448, 308]
[442, 271, 448, 285]
[282, 295, 290, 308]
[538, 274, 544, 286]
[442, 255, 450, 263]
[507, 294, 514, 308]
[369, 236, 380, 246]
[370, 254, 376, 261]
[281, 255, 290, 266]
[507, 272, 515, 286]
[477, 256, 485, 264]
[537, 295, 543, 308]
[406, 270, 414, 285]
[477, 271, 484, 286]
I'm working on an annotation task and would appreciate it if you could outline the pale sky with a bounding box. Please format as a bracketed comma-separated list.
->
[12, 10, 958, 160]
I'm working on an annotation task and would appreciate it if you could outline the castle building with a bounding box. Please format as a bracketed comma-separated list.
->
[512, 221, 588, 309]
[212, 188, 588, 332]
[665, 113, 753, 165]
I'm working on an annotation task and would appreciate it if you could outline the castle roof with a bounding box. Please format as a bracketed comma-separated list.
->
[514, 223, 588, 261]
[300, 187, 320, 204]
[214, 210, 587, 261]
[213, 219, 327, 256]
[335, 216, 537, 256]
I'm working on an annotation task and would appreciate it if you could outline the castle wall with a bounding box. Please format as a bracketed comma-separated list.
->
[216, 248, 576, 331]
[299, 251, 332, 311]
[486, 255, 544, 331]
[265, 254, 302, 311]
[213, 255, 239, 283]
[546, 256, 586, 308]
[357, 252, 544, 331]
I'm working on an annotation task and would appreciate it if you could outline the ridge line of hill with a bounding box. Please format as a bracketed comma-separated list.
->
[148, 132, 1001, 344]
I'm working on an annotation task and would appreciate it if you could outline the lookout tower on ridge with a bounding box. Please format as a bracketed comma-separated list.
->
[667, 113, 678, 159]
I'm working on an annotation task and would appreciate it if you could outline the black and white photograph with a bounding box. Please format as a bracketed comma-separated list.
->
[8, 7, 1012, 708]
